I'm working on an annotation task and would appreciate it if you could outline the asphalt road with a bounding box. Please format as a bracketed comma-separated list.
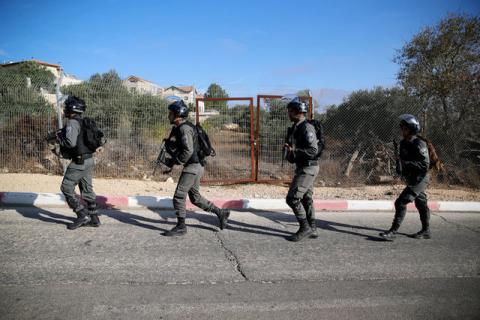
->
[0, 207, 479, 319]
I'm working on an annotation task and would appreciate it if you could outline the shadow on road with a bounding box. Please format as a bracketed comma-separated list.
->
[6, 205, 401, 241]
[245, 210, 394, 241]
[11, 206, 73, 226]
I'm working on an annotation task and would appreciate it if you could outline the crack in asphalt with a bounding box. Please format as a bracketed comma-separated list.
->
[432, 212, 480, 234]
[214, 232, 249, 281]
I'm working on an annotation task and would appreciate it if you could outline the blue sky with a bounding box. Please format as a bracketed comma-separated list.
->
[1, 0, 479, 107]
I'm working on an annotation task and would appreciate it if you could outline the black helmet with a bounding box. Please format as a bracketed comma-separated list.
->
[64, 96, 86, 113]
[167, 97, 189, 118]
[399, 114, 420, 134]
[282, 94, 308, 113]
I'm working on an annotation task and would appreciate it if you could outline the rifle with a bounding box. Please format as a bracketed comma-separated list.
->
[45, 129, 65, 172]
[282, 126, 293, 167]
[153, 139, 171, 175]
[393, 139, 402, 175]
[46, 130, 58, 143]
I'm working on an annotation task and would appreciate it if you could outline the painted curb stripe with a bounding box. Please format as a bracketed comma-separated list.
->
[96, 196, 129, 208]
[187, 199, 245, 210]
[314, 200, 348, 210]
[128, 196, 173, 209]
[438, 201, 480, 212]
[0, 192, 479, 212]
[243, 199, 287, 210]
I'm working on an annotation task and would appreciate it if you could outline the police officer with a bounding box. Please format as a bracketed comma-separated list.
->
[380, 114, 431, 241]
[284, 96, 319, 242]
[162, 98, 230, 236]
[57, 96, 100, 230]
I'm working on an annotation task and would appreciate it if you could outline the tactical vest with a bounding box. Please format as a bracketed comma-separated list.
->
[399, 137, 429, 184]
[172, 121, 200, 165]
[291, 120, 317, 164]
[60, 116, 92, 158]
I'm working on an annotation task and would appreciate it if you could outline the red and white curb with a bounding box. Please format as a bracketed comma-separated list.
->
[0, 192, 479, 212]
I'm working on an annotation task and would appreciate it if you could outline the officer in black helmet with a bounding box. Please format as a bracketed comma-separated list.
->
[380, 114, 431, 241]
[283, 95, 320, 242]
[54, 96, 100, 230]
[162, 97, 230, 236]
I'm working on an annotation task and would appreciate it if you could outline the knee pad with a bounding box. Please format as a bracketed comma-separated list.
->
[414, 198, 429, 211]
[286, 196, 301, 208]
[394, 197, 409, 210]
[301, 197, 313, 207]
[188, 193, 201, 206]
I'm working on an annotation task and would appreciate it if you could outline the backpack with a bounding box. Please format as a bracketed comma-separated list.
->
[417, 135, 443, 171]
[180, 122, 216, 163]
[82, 117, 105, 152]
[307, 119, 325, 158]
[194, 123, 216, 162]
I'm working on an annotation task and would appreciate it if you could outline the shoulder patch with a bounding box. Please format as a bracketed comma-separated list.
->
[306, 131, 315, 144]
[181, 135, 189, 146]
[420, 146, 428, 157]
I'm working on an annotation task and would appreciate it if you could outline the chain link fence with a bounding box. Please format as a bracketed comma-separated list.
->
[1, 67, 478, 188]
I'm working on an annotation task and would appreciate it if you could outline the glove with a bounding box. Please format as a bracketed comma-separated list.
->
[164, 157, 175, 168]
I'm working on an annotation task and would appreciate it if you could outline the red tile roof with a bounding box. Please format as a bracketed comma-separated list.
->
[0, 59, 61, 70]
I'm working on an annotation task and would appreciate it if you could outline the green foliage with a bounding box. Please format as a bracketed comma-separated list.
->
[394, 13, 480, 165]
[230, 104, 252, 129]
[204, 83, 229, 113]
[0, 62, 55, 116]
[394, 13, 480, 134]
[0, 61, 56, 92]
[62, 70, 169, 140]
[323, 87, 422, 143]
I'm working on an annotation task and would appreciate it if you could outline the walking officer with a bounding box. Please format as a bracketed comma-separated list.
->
[380, 114, 431, 241]
[283, 95, 320, 242]
[162, 97, 230, 236]
[57, 96, 100, 230]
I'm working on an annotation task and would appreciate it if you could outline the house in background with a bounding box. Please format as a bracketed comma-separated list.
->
[1, 59, 63, 79]
[61, 73, 83, 86]
[1, 59, 83, 104]
[123, 75, 164, 95]
[163, 85, 197, 105]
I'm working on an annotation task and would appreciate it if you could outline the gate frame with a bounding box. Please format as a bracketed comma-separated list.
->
[255, 95, 313, 183]
[195, 97, 256, 184]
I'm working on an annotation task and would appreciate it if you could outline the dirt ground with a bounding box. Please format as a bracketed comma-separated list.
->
[0, 173, 479, 201]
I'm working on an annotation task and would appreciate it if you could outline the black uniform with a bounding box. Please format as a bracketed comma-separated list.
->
[391, 136, 430, 233]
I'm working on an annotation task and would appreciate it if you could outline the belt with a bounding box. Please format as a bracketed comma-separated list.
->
[298, 160, 319, 167]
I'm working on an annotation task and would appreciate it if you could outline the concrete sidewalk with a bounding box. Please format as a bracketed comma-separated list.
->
[1, 191, 480, 212]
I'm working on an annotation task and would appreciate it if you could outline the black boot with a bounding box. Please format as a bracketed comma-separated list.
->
[287, 218, 313, 242]
[212, 207, 230, 230]
[164, 217, 187, 237]
[68, 209, 91, 230]
[410, 229, 431, 239]
[86, 203, 100, 227]
[410, 209, 431, 239]
[88, 214, 101, 227]
[379, 221, 400, 241]
[308, 219, 318, 238]
[305, 206, 318, 239]
[410, 218, 431, 239]
[379, 229, 397, 241]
